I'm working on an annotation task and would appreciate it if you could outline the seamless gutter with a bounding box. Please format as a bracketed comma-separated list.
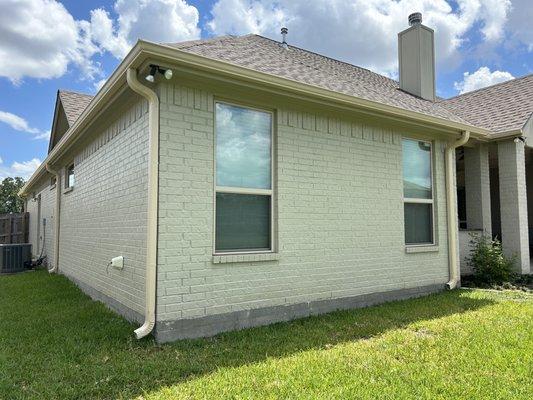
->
[20, 39, 489, 195]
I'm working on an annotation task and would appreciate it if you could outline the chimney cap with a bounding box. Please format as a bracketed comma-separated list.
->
[408, 12, 422, 26]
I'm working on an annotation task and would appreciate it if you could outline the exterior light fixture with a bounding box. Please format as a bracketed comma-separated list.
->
[145, 64, 173, 82]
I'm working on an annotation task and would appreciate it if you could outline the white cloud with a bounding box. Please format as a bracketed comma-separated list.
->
[0, 111, 39, 134]
[507, 0, 533, 51]
[0, 158, 41, 180]
[454, 66, 514, 94]
[0, 110, 48, 140]
[0, 0, 99, 83]
[90, 0, 201, 59]
[33, 130, 51, 141]
[93, 78, 107, 92]
[207, 0, 512, 76]
[0, 0, 201, 83]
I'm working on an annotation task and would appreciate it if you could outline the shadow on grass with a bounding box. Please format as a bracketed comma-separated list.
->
[0, 270, 496, 399]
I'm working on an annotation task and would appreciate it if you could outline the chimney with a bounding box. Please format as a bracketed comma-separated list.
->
[398, 13, 436, 101]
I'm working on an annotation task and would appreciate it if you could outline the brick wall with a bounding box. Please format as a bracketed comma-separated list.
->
[58, 98, 149, 319]
[156, 82, 451, 324]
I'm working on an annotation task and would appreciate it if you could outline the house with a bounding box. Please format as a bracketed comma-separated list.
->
[20, 13, 532, 342]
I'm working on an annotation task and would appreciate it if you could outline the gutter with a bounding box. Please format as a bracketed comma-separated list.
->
[126, 68, 160, 339]
[445, 131, 470, 290]
[45, 164, 61, 273]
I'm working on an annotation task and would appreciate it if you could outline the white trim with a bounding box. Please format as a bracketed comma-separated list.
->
[65, 162, 75, 189]
[216, 186, 273, 196]
[403, 198, 433, 204]
[213, 101, 275, 254]
[402, 138, 436, 246]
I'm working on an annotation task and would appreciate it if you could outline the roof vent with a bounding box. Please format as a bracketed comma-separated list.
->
[280, 27, 288, 49]
[408, 12, 422, 26]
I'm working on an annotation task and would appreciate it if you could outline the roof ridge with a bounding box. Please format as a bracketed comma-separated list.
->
[58, 89, 93, 97]
[250, 34, 399, 85]
[443, 73, 533, 101]
[168, 35, 238, 50]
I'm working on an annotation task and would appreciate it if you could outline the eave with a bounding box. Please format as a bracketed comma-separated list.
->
[20, 39, 490, 196]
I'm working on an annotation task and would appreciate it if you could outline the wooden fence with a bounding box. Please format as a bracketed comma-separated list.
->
[0, 213, 29, 244]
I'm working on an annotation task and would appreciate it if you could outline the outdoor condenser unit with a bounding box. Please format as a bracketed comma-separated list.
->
[0, 244, 32, 274]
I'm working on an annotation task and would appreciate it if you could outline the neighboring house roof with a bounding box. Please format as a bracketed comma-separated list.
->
[58, 90, 94, 126]
[440, 74, 533, 136]
[167, 34, 470, 125]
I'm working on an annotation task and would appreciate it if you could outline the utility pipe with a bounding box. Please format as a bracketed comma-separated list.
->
[445, 131, 470, 290]
[45, 164, 61, 274]
[126, 68, 160, 339]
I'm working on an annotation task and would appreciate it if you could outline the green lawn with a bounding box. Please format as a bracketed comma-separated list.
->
[1, 271, 532, 399]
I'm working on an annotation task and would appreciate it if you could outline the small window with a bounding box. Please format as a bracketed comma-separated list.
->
[402, 139, 434, 245]
[50, 176, 56, 187]
[65, 163, 75, 189]
[215, 102, 273, 253]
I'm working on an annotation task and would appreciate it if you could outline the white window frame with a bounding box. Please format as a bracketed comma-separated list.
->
[213, 100, 275, 255]
[65, 163, 75, 189]
[402, 138, 436, 246]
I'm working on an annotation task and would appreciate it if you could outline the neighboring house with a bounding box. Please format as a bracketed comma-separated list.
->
[20, 13, 531, 342]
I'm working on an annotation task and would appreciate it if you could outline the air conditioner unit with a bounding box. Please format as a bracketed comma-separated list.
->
[0, 244, 32, 274]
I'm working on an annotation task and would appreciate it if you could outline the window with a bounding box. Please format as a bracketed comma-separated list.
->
[50, 176, 56, 187]
[402, 139, 434, 245]
[65, 163, 75, 189]
[215, 102, 273, 253]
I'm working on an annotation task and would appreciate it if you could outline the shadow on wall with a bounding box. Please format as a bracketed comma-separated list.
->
[0, 271, 496, 399]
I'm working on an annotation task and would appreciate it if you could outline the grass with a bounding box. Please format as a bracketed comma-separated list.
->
[0, 270, 532, 399]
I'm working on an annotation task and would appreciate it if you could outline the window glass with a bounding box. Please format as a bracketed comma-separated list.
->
[402, 139, 432, 199]
[66, 165, 75, 188]
[215, 193, 271, 252]
[216, 103, 272, 189]
[404, 203, 433, 245]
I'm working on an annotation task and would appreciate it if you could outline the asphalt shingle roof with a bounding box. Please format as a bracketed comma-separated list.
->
[52, 36, 533, 137]
[439, 74, 533, 135]
[58, 90, 93, 126]
[167, 35, 470, 125]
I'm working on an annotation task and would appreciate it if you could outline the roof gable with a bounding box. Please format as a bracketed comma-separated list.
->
[48, 90, 93, 153]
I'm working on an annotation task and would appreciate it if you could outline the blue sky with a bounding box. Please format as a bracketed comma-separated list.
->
[0, 0, 531, 180]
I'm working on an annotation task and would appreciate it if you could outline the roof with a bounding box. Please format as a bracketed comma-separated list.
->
[440, 74, 533, 135]
[58, 90, 94, 126]
[167, 34, 470, 125]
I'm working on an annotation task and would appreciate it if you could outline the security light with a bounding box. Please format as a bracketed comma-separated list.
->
[145, 64, 173, 82]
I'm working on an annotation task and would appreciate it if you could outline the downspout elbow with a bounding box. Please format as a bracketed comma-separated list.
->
[126, 68, 159, 339]
[445, 131, 470, 290]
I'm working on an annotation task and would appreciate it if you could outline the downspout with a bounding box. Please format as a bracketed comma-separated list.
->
[126, 68, 159, 339]
[45, 164, 61, 274]
[445, 130, 470, 290]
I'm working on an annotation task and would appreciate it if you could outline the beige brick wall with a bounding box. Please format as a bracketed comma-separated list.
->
[26, 175, 56, 265]
[156, 82, 451, 322]
[58, 98, 149, 317]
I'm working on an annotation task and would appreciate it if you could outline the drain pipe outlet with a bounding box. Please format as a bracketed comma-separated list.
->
[445, 131, 470, 290]
[45, 164, 61, 274]
[126, 68, 159, 339]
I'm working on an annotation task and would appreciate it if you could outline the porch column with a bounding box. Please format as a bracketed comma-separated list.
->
[498, 139, 530, 274]
[464, 144, 492, 234]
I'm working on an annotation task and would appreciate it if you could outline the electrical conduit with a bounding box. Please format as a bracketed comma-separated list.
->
[126, 68, 160, 339]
